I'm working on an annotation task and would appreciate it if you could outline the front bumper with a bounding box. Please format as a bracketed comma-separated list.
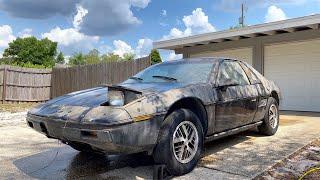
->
[26, 114, 164, 154]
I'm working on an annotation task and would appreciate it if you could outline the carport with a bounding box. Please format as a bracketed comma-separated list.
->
[154, 15, 320, 112]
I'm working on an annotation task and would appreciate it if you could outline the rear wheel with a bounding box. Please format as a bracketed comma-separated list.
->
[153, 109, 204, 176]
[258, 97, 279, 135]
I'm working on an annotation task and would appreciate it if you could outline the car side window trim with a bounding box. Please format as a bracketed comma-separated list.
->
[216, 60, 250, 87]
[239, 61, 261, 85]
[237, 61, 253, 85]
[212, 60, 223, 87]
[207, 61, 220, 85]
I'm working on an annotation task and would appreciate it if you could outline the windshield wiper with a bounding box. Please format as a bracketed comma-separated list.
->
[152, 75, 177, 81]
[129, 76, 143, 81]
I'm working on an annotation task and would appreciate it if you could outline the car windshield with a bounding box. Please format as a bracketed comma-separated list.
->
[123, 61, 215, 84]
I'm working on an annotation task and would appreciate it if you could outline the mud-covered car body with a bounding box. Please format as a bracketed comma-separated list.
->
[26, 58, 280, 154]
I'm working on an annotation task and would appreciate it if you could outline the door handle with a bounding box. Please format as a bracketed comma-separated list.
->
[251, 99, 257, 102]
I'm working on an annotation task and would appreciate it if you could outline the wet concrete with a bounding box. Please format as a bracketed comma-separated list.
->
[0, 112, 319, 179]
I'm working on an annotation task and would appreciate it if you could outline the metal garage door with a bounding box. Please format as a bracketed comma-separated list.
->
[190, 47, 253, 65]
[265, 39, 320, 112]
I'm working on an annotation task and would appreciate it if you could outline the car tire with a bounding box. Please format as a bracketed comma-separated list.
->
[67, 142, 102, 154]
[153, 109, 204, 176]
[258, 97, 279, 136]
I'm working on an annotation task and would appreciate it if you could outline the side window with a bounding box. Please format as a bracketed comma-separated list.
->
[239, 62, 261, 84]
[217, 61, 250, 86]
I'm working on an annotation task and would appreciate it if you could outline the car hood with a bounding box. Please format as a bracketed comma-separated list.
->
[29, 87, 108, 118]
[29, 82, 186, 119]
[118, 82, 186, 93]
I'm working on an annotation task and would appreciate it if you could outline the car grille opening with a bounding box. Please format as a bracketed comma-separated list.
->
[28, 121, 34, 128]
[81, 131, 97, 138]
[39, 122, 48, 134]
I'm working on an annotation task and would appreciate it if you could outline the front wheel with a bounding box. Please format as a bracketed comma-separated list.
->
[153, 109, 204, 176]
[258, 97, 279, 136]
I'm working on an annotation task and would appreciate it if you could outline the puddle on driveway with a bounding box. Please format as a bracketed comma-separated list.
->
[13, 146, 154, 179]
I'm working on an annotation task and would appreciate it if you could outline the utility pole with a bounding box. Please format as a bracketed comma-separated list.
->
[239, 3, 246, 27]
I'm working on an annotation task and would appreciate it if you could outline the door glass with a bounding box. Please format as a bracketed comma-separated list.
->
[217, 61, 250, 86]
[239, 62, 261, 84]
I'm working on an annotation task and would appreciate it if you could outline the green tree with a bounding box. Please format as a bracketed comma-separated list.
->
[150, 49, 162, 65]
[56, 52, 65, 64]
[68, 52, 85, 65]
[3, 37, 57, 67]
[101, 53, 121, 62]
[122, 53, 135, 61]
[229, 24, 248, 30]
[85, 49, 101, 64]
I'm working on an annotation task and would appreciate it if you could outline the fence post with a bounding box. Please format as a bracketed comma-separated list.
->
[50, 67, 54, 99]
[2, 65, 7, 104]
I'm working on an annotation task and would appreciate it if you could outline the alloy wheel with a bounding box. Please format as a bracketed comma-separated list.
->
[172, 121, 199, 164]
[269, 104, 278, 129]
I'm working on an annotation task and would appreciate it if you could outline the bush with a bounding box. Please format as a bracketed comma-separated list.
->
[0, 60, 49, 69]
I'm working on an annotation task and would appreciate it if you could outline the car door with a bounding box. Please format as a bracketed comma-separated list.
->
[239, 61, 266, 122]
[214, 60, 258, 132]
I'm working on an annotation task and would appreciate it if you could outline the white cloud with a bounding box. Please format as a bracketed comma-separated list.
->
[162, 28, 185, 40]
[0, 25, 16, 48]
[161, 10, 167, 17]
[162, 8, 216, 40]
[73, 4, 88, 29]
[135, 38, 153, 58]
[182, 8, 216, 34]
[130, 0, 151, 8]
[112, 38, 153, 58]
[265, 5, 287, 22]
[42, 27, 99, 54]
[18, 28, 33, 38]
[42, 27, 99, 46]
[113, 40, 134, 57]
[41, 25, 152, 58]
[168, 52, 182, 60]
[0, 0, 151, 36]
[78, 0, 150, 36]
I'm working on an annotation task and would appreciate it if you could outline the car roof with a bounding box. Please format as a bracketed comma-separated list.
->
[162, 57, 242, 64]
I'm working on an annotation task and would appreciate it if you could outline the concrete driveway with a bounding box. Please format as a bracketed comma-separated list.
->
[0, 111, 319, 179]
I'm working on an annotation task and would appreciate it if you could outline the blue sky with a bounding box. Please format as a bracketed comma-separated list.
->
[0, 0, 319, 61]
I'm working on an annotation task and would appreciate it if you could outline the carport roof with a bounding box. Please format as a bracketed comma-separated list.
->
[153, 14, 320, 50]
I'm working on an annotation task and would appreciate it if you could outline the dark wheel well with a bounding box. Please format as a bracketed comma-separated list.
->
[271, 91, 279, 105]
[165, 97, 208, 135]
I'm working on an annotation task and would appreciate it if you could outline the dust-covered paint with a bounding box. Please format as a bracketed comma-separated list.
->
[26, 57, 280, 154]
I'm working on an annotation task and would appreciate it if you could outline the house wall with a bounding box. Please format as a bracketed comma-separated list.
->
[177, 29, 320, 74]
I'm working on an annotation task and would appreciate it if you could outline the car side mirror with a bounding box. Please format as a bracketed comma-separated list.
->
[218, 79, 239, 91]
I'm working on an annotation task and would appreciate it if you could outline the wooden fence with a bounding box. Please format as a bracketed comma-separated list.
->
[50, 56, 151, 98]
[0, 65, 52, 103]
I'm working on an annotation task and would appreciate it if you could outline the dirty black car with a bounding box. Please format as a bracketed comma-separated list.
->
[27, 58, 281, 176]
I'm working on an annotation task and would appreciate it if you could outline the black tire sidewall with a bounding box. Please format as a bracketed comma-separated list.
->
[259, 97, 279, 135]
[153, 109, 204, 176]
